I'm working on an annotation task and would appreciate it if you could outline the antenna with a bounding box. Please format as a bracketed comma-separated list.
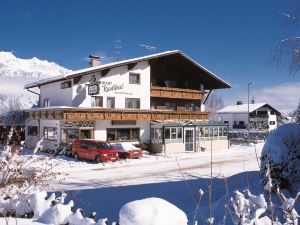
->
[115, 40, 122, 61]
[139, 44, 156, 52]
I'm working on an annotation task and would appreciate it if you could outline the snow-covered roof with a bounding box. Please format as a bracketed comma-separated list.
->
[217, 103, 281, 115]
[24, 50, 231, 89]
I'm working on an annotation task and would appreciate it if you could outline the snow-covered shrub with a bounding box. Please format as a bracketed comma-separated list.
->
[292, 101, 300, 123]
[0, 190, 111, 225]
[260, 123, 300, 189]
[226, 190, 271, 225]
[119, 197, 188, 225]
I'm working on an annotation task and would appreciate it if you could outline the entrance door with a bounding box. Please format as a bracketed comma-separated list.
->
[184, 128, 194, 152]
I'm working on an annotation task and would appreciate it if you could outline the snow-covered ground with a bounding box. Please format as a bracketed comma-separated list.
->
[8, 143, 263, 224]
[46, 143, 262, 191]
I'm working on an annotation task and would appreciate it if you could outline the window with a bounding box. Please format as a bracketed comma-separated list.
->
[80, 141, 89, 149]
[171, 128, 177, 139]
[185, 103, 195, 111]
[107, 97, 115, 108]
[60, 81, 72, 89]
[152, 128, 162, 140]
[44, 98, 50, 107]
[28, 126, 38, 136]
[80, 130, 93, 139]
[165, 102, 176, 110]
[213, 127, 218, 137]
[43, 127, 57, 140]
[129, 73, 140, 84]
[223, 127, 228, 136]
[106, 128, 140, 141]
[223, 121, 229, 124]
[239, 121, 245, 125]
[91, 96, 103, 107]
[125, 98, 140, 109]
[61, 129, 93, 143]
[97, 142, 113, 150]
[270, 121, 275, 125]
[164, 127, 183, 140]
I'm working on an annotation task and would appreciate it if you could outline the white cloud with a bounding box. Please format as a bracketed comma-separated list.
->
[253, 82, 300, 115]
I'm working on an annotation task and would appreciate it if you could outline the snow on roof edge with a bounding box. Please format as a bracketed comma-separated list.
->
[217, 103, 281, 114]
[24, 50, 231, 89]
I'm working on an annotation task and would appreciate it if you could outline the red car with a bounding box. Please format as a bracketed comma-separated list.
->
[72, 139, 119, 163]
[112, 143, 143, 159]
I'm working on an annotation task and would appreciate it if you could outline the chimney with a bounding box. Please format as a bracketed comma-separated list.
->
[89, 55, 100, 67]
[236, 101, 244, 105]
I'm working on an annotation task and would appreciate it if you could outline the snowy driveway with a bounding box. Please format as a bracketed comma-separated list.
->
[49, 143, 263, 191]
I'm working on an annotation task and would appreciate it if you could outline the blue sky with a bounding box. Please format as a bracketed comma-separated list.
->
[0, 0, 299, 113]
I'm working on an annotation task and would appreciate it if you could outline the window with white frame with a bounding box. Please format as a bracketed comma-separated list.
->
[91, 96, 103, 107]
[43, 127, 57, 140]
[125, 98, 140, 109]
[164, 127, 183, 140]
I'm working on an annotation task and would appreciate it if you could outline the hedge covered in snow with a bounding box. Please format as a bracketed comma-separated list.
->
[260, 123, 300, 189]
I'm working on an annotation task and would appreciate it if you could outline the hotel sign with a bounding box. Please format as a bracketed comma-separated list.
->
[88, 84, 99, 95]
[87, 75, 100, 95]
[87, 74, 131, 95]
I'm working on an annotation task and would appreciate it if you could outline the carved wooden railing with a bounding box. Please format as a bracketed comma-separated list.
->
[150, 86, 204, 100]
[25, 108, 209, 121]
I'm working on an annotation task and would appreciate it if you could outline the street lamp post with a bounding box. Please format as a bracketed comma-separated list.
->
[247, 82, 253, 140]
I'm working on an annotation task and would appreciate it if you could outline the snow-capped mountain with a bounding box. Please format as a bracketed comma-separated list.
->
[0, 51, 71, 78]
[0, 51, 72, 115]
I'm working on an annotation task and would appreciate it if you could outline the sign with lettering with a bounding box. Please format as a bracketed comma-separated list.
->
[100, 81, 125, 93]
[60, 121, 95, 128]
[87, 74, 100, 95]
[88, 84, 99, 95]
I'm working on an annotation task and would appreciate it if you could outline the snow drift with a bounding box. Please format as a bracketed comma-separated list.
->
[119, 197, 188, 225]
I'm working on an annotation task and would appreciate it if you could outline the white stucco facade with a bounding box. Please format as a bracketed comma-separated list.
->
[218, 104, 280, 132]
[24, 50, 231, 153]
[39, 61, 150, 110]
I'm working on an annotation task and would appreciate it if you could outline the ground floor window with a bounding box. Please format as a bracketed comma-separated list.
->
[107, 128, 140, 141]
[61, 129, 94, 143]
[164, 127, 182, 140]
[43, 127, 57, 140]
[28, 126, 38, 136]
[198, 126, 228, 140]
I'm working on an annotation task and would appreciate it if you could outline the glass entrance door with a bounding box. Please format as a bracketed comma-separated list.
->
[184, 128, 194, 152]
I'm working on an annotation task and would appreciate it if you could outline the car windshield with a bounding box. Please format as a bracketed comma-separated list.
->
[97, 142, 113, 150]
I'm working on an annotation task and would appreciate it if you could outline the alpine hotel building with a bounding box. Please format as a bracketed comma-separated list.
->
[24, 50, 231, 153]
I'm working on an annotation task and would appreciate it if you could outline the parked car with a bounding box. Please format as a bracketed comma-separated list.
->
[112, 143, 143, 159]
[72, 139, 119, 163]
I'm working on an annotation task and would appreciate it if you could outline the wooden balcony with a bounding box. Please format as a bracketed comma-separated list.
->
[24, 108, 209, 121]
[150, 86, 204, 100]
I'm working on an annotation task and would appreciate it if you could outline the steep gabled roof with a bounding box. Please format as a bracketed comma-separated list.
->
[24, 50, 231, 89]
[217, 103, 281, 115]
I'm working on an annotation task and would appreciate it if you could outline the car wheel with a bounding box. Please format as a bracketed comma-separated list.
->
[74, 153, 79, 160]
[95, 155, 101, 163]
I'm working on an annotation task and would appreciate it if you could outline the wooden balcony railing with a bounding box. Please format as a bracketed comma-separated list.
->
[150, 86, 204, 100]
[25, 108, 209, 121]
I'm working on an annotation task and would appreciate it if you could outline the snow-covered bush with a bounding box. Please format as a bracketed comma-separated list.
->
[292, 101, 300, 123]
[119, 197, 188, 225]
[225, 189, 300, 225]
[226, 190, 271, 225]
[260, 123, 300, 189]
[0, 191, 111, 224]
[0, 147, 60, 200]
